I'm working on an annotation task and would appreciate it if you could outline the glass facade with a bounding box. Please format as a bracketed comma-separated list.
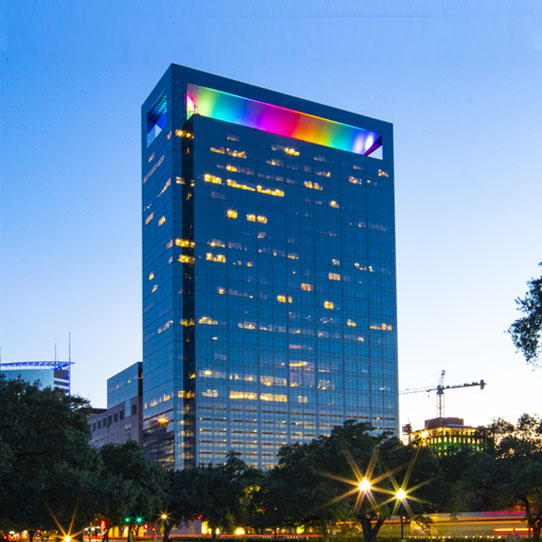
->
[0, 361, 72, 394]
[141, 65, 398, 470]
[107, 361, 143, 409]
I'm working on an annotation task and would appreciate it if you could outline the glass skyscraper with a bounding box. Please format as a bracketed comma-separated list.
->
[142, 65, 398, 470]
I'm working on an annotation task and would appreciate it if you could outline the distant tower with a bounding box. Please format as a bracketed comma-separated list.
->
[0, 361, 73, 394]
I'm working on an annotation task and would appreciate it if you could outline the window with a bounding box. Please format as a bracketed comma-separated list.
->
[146, 91, 167, 147]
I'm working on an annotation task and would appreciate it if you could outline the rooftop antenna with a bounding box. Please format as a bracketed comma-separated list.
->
[68, 332, 71, 363]
[54, 343, 57, 362]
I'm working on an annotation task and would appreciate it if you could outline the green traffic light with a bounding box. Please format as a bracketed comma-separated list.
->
[136, 517, 143, 524]
[124, 517, 130, 524]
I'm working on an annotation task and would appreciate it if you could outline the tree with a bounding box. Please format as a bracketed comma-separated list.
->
[509, 265, 542, 367]
[0, 376, 99, 541]
[489, 415, 542, 542]
[90, 441, 167, 542]
[160, 468, 201, 542]
[271, 435, 350, 540]
[190, 452, 249, 542]
[271, 421, 440, 542]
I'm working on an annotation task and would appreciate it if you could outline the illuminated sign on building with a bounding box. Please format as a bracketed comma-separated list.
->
[186, 84, 382, 157]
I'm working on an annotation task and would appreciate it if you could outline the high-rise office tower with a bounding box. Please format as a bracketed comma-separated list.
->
[142, 65, 397, 469]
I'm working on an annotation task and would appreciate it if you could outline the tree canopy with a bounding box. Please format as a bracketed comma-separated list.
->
[0, 376, 99, 540]
[509, 265, 542, 367]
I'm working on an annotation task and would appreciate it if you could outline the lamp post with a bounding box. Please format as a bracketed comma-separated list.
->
[160, 513, 170, 542]
[396, 488, 407, 541]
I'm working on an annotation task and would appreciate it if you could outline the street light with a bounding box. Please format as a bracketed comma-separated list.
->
[396, 488, 407, 541]
[358, 477, 371, 492]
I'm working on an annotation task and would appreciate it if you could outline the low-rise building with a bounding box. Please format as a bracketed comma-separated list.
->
[88, 362, 143, 447]
[407, 417, 489, 455]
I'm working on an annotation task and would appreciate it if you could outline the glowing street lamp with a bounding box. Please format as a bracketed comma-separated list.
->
[358, 477, 371, 492]
[64, 536, 72, 542]
[396, 488, 406, 501]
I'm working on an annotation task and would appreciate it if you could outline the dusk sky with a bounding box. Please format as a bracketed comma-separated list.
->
[1, 1, 541, 432]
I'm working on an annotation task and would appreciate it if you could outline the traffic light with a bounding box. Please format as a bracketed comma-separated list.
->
[135, 517, 143, 525]
[100, 520, 107, 531]
[124, 517, 131, 524]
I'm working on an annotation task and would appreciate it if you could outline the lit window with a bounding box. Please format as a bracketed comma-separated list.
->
[246, 214, 256, 222]
[257, 215, 267, 224]
[175, 129, 193, 139]
[301, 283, 312, 292]
[157, 178, 171, 197]
[324, 301, 334, 309]
[227, 178, 255, 192]
[178, 255, 195, 264]
[229, 391, 257, 400]
[347, 319, 357, 327]
[217, 287, 225, 294]
[277, 295, 287, 303]
[175, 238, 195, 248]
[328, 273, 341, 281]
[257, 185, 284, 197]
[332, 258, 340, 266]
[148, 272, 154, 280]
[227, 209, 238, 219]
[369, 323, 393, 331]
[329, 200, 340, 209]
[158, 216, 166, 226]
[199, 316, 218, 325]
[206, 253, 226, 263]
[152, 284, 158, 293]
[204, 173, 222, 184]
[304, 180, 323, 190]
[260, 393, 287, 402]
[238, 321, 256, 330]
[145, 213, 154, 225]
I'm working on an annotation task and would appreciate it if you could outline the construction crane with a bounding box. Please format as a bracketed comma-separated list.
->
[400, 370, 486, 418]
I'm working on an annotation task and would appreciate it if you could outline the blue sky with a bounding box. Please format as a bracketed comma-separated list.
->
[1, 1, 541, 431]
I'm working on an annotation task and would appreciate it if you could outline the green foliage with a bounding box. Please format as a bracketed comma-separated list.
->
[488, 415, 542, 542]
[509, 265, 542, 367]
[89, 441, 167, 537]
[188, 452, 251, 540]
[268, 421, 440, 542]
[0, 375, 99, 536]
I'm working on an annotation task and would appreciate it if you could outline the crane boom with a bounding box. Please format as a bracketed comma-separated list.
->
[400, 372, 486, 418]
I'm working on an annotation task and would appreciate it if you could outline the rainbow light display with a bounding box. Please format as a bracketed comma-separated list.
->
[186, 84, 382, 156]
